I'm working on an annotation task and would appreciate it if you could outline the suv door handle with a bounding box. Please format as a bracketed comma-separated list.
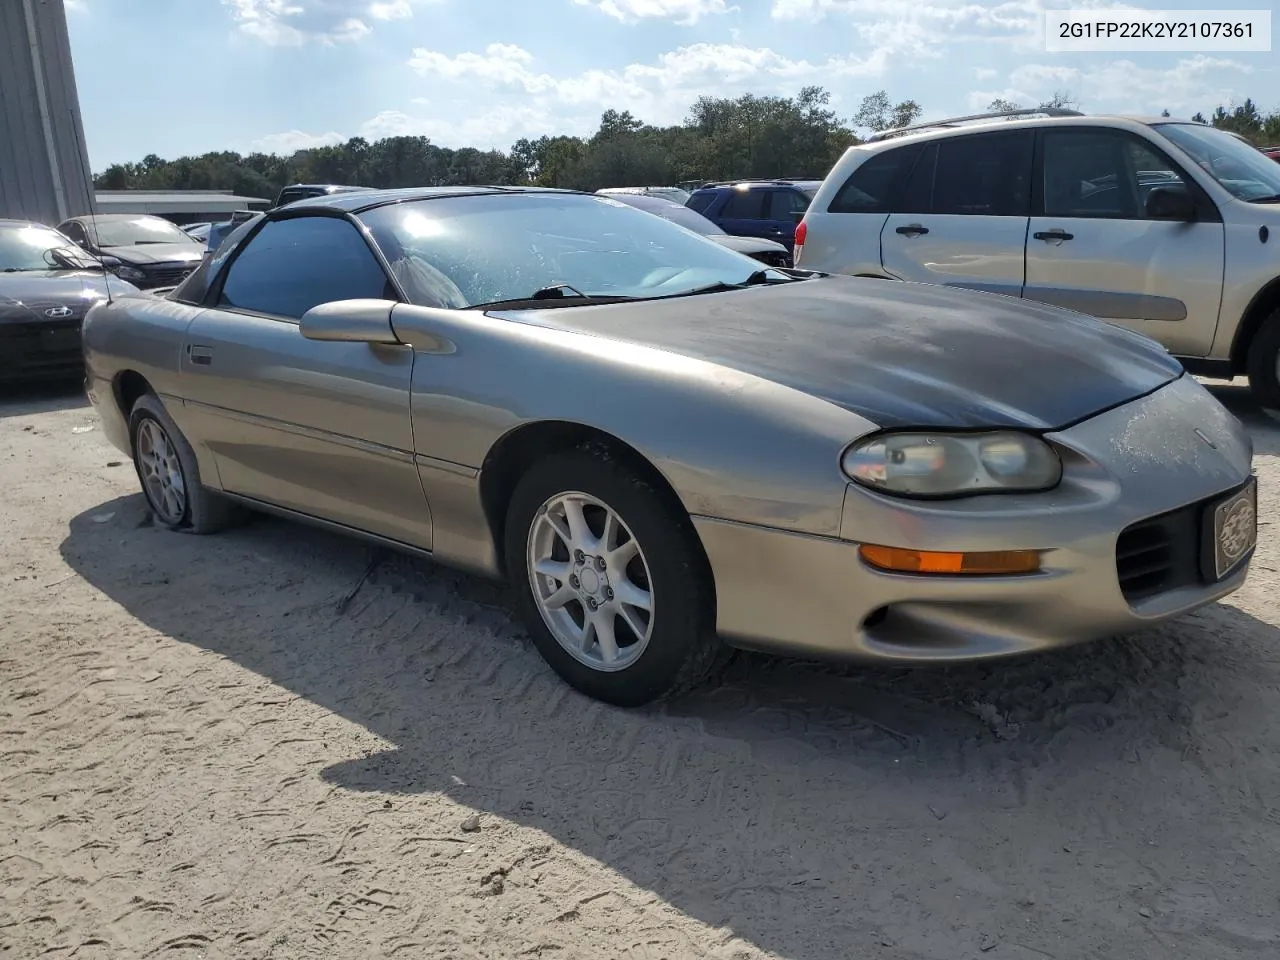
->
[188, 344, 213, 366]
[895, 223, 929, 237]
[1033, 229, 1074, 242]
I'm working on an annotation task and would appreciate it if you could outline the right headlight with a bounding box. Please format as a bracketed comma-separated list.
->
[114, 265, 146, 282]
[842, 431, 1063, 497]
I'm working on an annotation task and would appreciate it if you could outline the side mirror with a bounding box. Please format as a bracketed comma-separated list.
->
[299, 299, 401, 344]
[1145, 185, 1195, 221]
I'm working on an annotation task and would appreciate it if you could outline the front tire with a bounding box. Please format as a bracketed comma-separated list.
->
[1246, 308, 1280, 411]
[128, 393, 245, 533]
[504, 445, 725, 707]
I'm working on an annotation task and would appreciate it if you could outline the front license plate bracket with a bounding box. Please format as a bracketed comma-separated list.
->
[1200, 476, 1257, 582]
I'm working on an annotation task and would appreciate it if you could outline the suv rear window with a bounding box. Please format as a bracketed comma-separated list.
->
[686, 192, 716, 214]
[829, 144, 922, 213]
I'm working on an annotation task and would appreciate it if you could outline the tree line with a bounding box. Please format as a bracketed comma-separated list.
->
[93, 87, 1280, 200]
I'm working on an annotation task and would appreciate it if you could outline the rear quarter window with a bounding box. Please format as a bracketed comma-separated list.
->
[686, 192, 717, 214]
[828, 144, 922, 213]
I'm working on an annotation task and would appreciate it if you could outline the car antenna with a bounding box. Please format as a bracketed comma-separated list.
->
[67, 107, 113, 305]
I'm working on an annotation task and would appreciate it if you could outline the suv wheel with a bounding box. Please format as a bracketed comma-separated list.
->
[1245, 307, 1280, 411]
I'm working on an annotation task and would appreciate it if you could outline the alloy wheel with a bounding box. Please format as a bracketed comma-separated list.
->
[136, 418, 187, 525]
[526, 491, 654, 672]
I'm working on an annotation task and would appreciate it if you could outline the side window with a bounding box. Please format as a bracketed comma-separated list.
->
[686, 192, 715, 214]
[766, 189, 811, 220]
[932, 132, 1033, 216]
[1041, 130, 1188, 220]
[829, 144, 922, 213]
[217, 216, 394, 320]
[898, 143, 937, 214]
[61, 222, 86, 245]
[720, 189, 766, 219]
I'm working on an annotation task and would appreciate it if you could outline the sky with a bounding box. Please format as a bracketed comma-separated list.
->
[63, 0, 1280, 170]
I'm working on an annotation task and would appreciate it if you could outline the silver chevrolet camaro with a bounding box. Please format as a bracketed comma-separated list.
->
[81, 186, 1259, 707]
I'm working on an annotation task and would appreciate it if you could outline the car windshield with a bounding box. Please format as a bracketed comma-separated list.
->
[1154, 123, 1280, 202]
[91, 217, 195, 246]
[358, 192, 789, 308]
[0, 224, 88, 272]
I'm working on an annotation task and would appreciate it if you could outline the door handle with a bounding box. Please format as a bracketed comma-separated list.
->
[188, 344, 213, 366]
[895, 224, 929, 236]
[1033, 229, 1074, 242]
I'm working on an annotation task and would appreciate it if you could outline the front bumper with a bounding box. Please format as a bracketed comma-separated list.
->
[695, 375, 1256, 663]
[84, 366, 133, 456]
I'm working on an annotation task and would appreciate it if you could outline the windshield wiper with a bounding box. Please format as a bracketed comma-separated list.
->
[1248, 194, 1280, 203]
[470, 288, 640, 310]
[1, 267, 45, 273]
[665, 269, 789, 298]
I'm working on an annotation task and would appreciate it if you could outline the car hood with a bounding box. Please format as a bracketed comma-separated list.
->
[100, 242, 204, 265]
[710, 234, 789, 255]
[0, 270, 135, 319]
[495, 275, 1185, 430]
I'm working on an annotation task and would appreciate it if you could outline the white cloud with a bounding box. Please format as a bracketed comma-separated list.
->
[405, 42, 890, 126]
[369, 0, 412, 17]
[221, 0, 435, 45]
[968, 55, 1253, 115]
[573, 0, 733, 26]
[250, 128, 346, 153]
[360, 105, 572, 149]
[254, 40, 896, 155]
[769, 0, 1143, 56]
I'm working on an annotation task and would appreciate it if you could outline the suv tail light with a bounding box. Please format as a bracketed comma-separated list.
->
[793, 219, 807, 265]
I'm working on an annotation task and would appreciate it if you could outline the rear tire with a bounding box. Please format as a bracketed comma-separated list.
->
[128, 393, 246, 534]
[1245, 308, 1280, 411]
[504, 444, 726, 707]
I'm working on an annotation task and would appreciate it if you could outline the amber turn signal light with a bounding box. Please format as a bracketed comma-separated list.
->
[858, 544, 1041, 575]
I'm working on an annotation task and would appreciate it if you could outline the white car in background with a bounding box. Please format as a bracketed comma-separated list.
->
[597, 186, 692, 204]
[794, 109, 1280, 409]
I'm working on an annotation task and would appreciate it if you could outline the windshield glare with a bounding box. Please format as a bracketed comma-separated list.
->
[0, 225, 83, 271]
[653, 204, 723, 235]
[1155, 123, 1280, 201]
[359, 193, 786, 308]
[93, 217, 196, 247]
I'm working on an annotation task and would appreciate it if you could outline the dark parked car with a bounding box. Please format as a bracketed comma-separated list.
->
[603, 192, 792, 267]
[685, 178, 822, 252]
[55, 214, 204, 290]
[0, 218, 139, 383]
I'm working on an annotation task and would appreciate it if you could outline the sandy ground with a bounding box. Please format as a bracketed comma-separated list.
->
[1, 379, 1279, 960]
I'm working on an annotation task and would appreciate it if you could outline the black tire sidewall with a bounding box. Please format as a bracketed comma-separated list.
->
[1247, 310, 1280, 410]
[128, 394, 199, 530]
[504, 448, 715, 707]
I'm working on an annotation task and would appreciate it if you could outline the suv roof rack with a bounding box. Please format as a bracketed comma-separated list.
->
[866, 107, 1085, 143]
[696, 177, 814, 188]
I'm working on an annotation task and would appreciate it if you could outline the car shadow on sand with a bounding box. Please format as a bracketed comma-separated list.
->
[58, 471, 1280, 959]
[0, 377, 89, 418]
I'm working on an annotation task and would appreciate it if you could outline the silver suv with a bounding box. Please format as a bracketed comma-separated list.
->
[795, 109, 1280, 408]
